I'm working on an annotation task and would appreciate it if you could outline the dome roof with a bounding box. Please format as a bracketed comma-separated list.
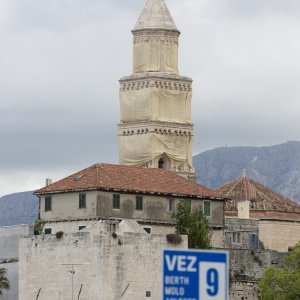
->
[216, 171, 300, 220]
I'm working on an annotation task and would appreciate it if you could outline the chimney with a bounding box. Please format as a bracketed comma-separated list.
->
[238, 201, 250, 219]
[45, 178, 52, 187]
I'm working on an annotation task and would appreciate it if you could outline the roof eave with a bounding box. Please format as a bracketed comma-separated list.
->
[35, 187, 225, 201]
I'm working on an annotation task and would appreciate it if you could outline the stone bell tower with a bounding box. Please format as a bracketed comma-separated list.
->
[118, 0, 195, 180]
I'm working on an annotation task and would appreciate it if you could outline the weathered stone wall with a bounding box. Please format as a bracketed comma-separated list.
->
[211, 228, 225, 248]
[19, 224, 187, 300]
[40, 191, 98, 221]
[225, 217, 259, 250]
[0, 225, 32, 300]
[229, 249, 287, 300]
[40, 190, 224, 227]
[259, 219, 300, 252]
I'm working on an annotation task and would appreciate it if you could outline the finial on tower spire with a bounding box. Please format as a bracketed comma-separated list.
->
[134, 0, 178, 32]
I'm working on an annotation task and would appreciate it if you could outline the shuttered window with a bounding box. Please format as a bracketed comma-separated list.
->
[203, 200, 211, 216]
[113, 194, 120, 209]
[45, 196, 52, 212]
[79, 193, 86, 208]
[136, 196, 143, 211]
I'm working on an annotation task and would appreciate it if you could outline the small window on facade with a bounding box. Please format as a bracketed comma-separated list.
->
[146, 291, 151, 297]
[44, 228, 52, 235]
[166, 199, 174, 213]
[78, 225, 86, 231]
[203, 200, 211, 216]
[45, 196, 52, 212]
[249, 234, 259, 250]
[79, 193, 86, 209]
[143, 227, 151, 234]
[233, 232, 241, 243]
[136, 195, 143, 211]
[113, 194, 120, 209]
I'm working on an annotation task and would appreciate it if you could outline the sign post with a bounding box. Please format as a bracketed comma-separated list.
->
[163, 249, 229, 300]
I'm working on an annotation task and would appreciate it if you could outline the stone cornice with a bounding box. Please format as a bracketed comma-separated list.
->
[120, 74, 192, 92]
[118, 121, 194, 137]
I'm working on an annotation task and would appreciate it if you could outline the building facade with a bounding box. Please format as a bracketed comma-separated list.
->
[217, 171, 300, 252]
[36, 163, 225, 235]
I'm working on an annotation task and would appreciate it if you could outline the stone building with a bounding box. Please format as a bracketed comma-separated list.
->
[217, 171, 300, 252]
[35, 163, 225, 242]
[118, 0, 195, 180]
[19, 220, 187, 300]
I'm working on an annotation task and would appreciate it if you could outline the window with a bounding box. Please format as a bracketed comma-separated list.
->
[146, 291, 151, 297]
[249, 234, 259, 250]
[203, 200, 211, 216]
[136, 195, 143, 211]
[113, 194, 120, 209]
[45, 196, 52, 212]
[79, 193, 86, 209]
[143, 227, 151, 234]
[166, 199, 174, 213]
[233, 232, 241, 244]
[78, 225, 86, 231]
[44, 228, 52, 235]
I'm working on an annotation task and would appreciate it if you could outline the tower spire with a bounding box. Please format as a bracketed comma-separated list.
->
[118, 0, 195, 181]
[134, 0, 178, 32]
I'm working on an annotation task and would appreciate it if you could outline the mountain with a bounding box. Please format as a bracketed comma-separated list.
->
[0, 191, 39, 226]
[193, 141, 300, 204]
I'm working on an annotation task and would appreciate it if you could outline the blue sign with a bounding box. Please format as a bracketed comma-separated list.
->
[163, 249, 229, 300]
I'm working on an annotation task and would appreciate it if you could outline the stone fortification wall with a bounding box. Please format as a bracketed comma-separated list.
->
[229, 249, 287, 300]
[19, 226, 187, 300]
[0, 225, 32, 300]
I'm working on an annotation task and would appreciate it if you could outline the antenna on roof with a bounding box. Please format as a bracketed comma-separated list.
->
[45, 178, 52, 187]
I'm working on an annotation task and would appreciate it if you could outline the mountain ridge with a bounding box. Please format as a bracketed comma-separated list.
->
[193, 141, 300, 203]
[0, 191, 39, 226]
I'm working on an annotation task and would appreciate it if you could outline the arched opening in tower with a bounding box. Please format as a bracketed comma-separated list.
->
[158, 158, 165, 169]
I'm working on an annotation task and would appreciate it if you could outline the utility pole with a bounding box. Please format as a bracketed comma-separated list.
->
[57, 263, 88, 300]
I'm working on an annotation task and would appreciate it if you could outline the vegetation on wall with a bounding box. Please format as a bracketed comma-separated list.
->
[173, 200, 210, 249]
[166, 233, 182, 245]
[55, 231, 64, 239]
[0, 268, 10, 296]
[33, 219, 45, 235]
[259, 242, 300, 300]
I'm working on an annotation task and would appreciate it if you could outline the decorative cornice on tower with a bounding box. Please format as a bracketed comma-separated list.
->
[119, 76, 192, 92]
[133, 0, 179, 33]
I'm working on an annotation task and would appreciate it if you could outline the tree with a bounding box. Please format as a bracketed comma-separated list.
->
[259, 242, 300, 300]
[173, 200, 210, 249]
[0, 268, 10, 296]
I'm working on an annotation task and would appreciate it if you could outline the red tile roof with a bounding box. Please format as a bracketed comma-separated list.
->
[35, 163, 224, 200]
[216, 173, 300, 218]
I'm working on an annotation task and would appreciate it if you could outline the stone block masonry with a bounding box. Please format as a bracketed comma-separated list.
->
[19, 225, 187, 300]
[229, 249, 287, 300]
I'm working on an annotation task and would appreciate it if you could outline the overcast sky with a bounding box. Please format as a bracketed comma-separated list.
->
[1, 0, 300, 196]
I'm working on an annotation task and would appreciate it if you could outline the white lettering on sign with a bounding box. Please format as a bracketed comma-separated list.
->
[165, 255, 197, 272]
[165, 276, 190, 285]
[164, 287, 185, 296]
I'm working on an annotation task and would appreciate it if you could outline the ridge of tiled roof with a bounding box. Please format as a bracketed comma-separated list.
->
[216, 173, 300, 213]
[35, 163, 224, 200]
